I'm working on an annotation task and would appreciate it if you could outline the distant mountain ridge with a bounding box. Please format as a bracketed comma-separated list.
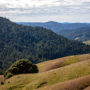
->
[18, 21, 90, 41]
[59, 26, 90, 41]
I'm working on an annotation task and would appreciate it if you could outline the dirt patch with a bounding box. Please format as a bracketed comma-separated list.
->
[0, 75, 4, 85]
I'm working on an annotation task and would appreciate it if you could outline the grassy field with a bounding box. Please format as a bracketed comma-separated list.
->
[39, 75, 90, 90]
[1, 54, 90, 90]
[84, 40, 90, 45]
[37, 54, 90, 72]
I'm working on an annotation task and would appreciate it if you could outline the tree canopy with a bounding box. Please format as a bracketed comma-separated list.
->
[4, 59, 38, 79]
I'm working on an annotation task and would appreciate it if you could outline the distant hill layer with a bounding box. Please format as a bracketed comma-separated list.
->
[0, 17, 90, 73]
[18, 21, 90, 41]
[59, 27, 90, 41]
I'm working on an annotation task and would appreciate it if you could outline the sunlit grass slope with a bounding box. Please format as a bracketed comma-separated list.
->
[1, 54, 90, 90]
[39, 75, 90, 90]
[37, 54, 90, 72]
[84, 40, 90, 45]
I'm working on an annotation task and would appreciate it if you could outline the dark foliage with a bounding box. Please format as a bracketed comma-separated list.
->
[4, 59, 38, 79]
[0, 17, 90, 73]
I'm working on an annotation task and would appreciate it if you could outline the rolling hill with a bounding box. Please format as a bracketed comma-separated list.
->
[18, 21, 90, 41]
[0, 17, 90, 73]
[37, 54, 90, 72]
[40, 75, 90, 90]
[1, 54, 90, 90]
[84, 40, 90, 45]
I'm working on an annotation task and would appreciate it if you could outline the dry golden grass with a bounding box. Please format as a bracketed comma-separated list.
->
[37, 54, 90, 72]
[84, 40, 90, 45]
[37, 58, 65, 72]
[2, 59, 90, 90]
[39, 75, 90, 90]
[1, 54, 90, 90]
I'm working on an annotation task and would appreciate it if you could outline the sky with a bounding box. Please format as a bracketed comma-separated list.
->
[0, 0, 90, 22]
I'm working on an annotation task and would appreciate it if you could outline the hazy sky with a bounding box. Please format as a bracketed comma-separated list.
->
[0, 0, 90, 22]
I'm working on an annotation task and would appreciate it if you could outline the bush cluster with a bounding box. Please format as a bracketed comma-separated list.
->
[4, 59, 39, 79]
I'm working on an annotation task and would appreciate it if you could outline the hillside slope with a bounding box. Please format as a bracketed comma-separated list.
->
[1, 54, 90, 90]
[37, 54, 90, 72]
[84, 40, 90, 45]
[39, 75, 90, 90]
[0, 17, 90, 72]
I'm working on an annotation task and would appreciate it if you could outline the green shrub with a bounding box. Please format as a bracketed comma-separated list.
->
[4, 59, 39, 79]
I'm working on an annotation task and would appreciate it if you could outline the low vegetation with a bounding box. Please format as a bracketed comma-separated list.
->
[1, 54, 90, 90]
[40, 75, 90, 90]
[4, 59, 39, 79]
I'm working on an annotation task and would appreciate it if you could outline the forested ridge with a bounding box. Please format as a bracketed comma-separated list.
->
[19, 21, 90, 41]
[0, 17, 90, 73]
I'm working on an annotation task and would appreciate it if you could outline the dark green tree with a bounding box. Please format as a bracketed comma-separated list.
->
[4, 59, 39, 79]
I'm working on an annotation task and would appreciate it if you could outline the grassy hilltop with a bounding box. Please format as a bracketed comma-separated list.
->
[84, 40, 90, 45]
[1, 54, 90, 90]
